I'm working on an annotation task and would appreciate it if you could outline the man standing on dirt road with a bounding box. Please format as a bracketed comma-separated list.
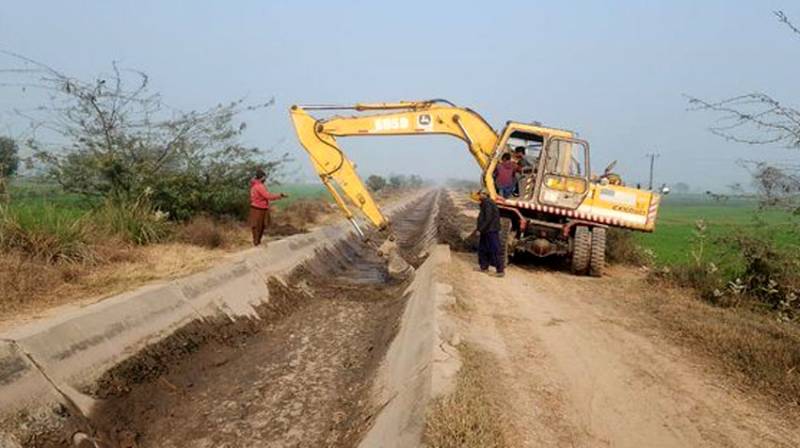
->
[249, 168, 287, 246]
[476, 190, 505, 277]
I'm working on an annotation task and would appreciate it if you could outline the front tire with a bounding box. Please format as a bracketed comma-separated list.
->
[499, 217, 515, 268]
[571, 225, 591, 275]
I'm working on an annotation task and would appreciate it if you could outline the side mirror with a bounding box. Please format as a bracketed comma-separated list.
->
[661, 186, 671, 195]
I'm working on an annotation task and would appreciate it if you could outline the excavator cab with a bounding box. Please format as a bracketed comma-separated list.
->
[536, 137, 590, 209]
[490, 122, 586, 208]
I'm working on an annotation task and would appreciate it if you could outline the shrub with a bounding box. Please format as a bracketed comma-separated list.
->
[721, 231, 800, 320]
[366, 175, 387, 192]
[91, 195, 171, 245]
[651, 218, 800, 320]
[147, 173, 253, 221]
[606, 228, 651, 266]
[0, 136, 19, 178]
[176, 216, 228, 249]
[0, 203, 95, 263]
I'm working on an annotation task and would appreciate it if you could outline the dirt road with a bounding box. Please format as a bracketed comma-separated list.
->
[444, 252, 800, 448]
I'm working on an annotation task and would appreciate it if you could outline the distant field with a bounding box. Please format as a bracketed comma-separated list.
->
[635, 194, 798, 265]
[271, 183, 328, 208]
[6, 178, 328, 216]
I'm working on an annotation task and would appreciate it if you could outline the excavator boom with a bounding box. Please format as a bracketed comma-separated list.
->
[290, 100, 498, 235]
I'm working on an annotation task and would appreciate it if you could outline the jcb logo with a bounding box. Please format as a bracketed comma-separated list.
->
[373, 117, 409, 132]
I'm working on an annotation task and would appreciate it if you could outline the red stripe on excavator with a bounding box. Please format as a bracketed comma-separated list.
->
[504, 199, 639, 230]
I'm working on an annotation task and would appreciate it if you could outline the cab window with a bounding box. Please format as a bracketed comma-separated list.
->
[544, 138, 588, 178]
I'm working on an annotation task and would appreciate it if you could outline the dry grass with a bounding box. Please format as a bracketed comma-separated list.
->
[270, 199, 334, 235]
[176, 215, 242, 248]
[0, 193, 335, 328]
[425, 343, 509, 448]
[0, 242, 239, 327]
[632, 278, 800, 408]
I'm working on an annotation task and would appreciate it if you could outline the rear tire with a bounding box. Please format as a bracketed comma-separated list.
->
[499, 217, 514, 268]
[590, 227, 606, 277]
[571, 225, 591, 275]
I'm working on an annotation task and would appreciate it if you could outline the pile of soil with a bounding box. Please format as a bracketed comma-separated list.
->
[269, 200, 333, 237]
[436, 194, 477, 252]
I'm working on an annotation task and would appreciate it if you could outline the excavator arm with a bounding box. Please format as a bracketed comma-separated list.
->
[289, 100, 499, 237]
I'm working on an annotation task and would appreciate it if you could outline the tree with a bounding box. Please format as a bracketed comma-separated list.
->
[687, 11, 800, 213]
[0, 136, 19, 177]
[408, 174, 424, 188]
[366, 174, 387, 192]
[388, 174, 407, 189]
[1, 52, 288, 219]
[672, 182, 690, 194]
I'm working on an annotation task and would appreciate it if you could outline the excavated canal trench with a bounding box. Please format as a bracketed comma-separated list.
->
[35, 190, 472, 448]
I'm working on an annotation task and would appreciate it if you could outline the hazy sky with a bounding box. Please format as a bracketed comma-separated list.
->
[1, 1, 799, 191]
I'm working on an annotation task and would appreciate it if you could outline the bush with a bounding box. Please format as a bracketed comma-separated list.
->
[147, 171, 257, 222]
[606, 228, 651, 266]
[366, 175, 387, 192]
[0, 203, 95, 263]
[176, 216, 228, 249]
[91, 195, 171, 245]
[0, 136, 19, 178]
[651, 219, 800, 321]
[721, 231, 800, 319]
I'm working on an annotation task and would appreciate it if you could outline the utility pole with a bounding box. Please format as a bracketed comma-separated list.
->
[645, 152, 660, 190]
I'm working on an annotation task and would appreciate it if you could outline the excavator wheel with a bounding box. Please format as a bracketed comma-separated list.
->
[499, 217, 515, 269]
[571, 225, 591, 275]
[589, 227, 607, 277]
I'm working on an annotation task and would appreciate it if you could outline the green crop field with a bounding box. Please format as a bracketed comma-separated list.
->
[635, 194, 799, 266]
[5, 179, 97, 223]
[271, 183, 328, 208]
[5, 178, 327, 217]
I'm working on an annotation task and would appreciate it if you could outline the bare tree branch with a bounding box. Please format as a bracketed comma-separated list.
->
[687, 11, 800, 214]
[775, 10, 800, 37]
[686, 93, 800, 148]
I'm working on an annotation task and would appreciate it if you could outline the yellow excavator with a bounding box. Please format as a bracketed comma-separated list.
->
[289, 99, 661, 276]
